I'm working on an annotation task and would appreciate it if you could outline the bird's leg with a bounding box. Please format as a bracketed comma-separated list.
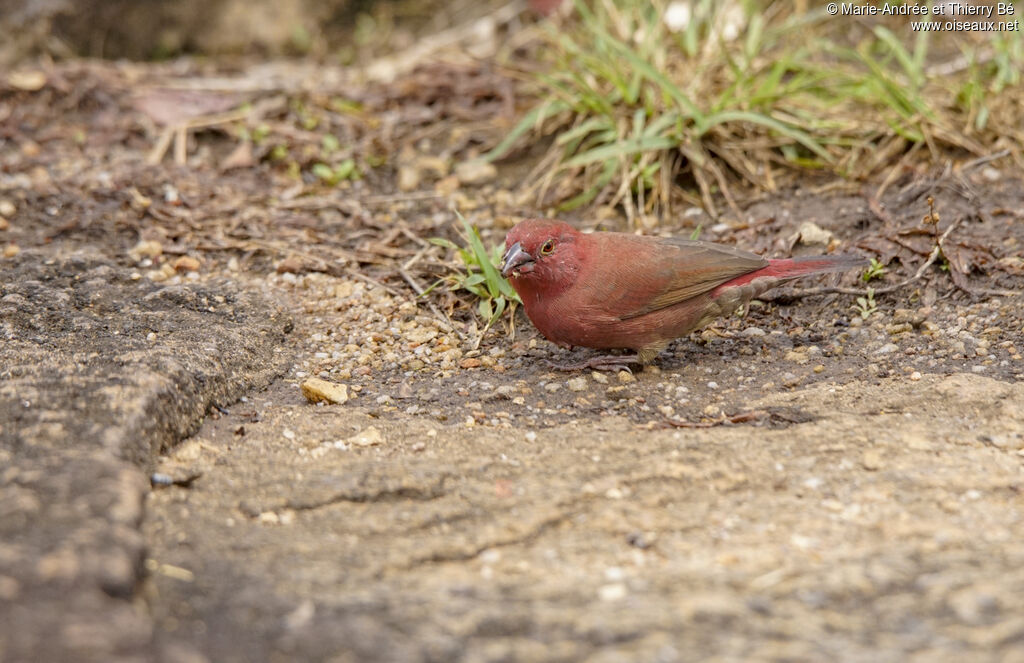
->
[546, 354, 641, 372]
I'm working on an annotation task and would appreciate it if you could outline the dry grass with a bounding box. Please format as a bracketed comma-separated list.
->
[488, 0, 1024, 224]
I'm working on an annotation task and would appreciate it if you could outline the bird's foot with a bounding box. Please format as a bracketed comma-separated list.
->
[546, 354, 641, 373]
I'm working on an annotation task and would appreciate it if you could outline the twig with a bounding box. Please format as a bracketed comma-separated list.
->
[865, 187, 895, 226]
[275, 196, 361, 216]
[398, 268, 466, 340]
[344, 269, 404, 297]
[361, 191, 444, 205]
[663, 410, 770, 429]
[961, 149, 1011, 173]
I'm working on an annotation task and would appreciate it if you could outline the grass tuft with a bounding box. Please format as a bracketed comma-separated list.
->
[429, 213, 521, 346]
[490, 0, 1024, 224]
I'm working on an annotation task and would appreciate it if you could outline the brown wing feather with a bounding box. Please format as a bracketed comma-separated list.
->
[618, 238, 767, 320]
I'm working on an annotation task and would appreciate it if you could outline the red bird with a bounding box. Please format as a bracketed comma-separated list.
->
[500, 219, 864, 371]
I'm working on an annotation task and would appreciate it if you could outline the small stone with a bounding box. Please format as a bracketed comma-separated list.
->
[435, 175, 460, 196]
[282, 428, 296, 440]
[591, 371, 609, 384]
[794, 221, 833, 246]
[893, 308, 928, 327]
[3, 244, 19, 258]
[784, 349, 810, 364]
[0, 200, 15, 217]
[130, 239, 163, 259]
[460, 358, 482, 369]
[567, 377, 588, 392]
[300, 378, 349, 405]
[909, 371, 922, 381]
[349, 426, 384, 447]
[598, 583, 627, 601]
[7, 70, 46, 91]
[0, 575, 19, 601]
[875, 343, 899, 355]
[981, 166, 1001, 182]
[813, 364, 825, 373]
[172, 256, 201, 273]
[491, 385, 517, 399]
[0, 217, 8, 231]
[455, 159, 498, 185]
[544, 382, 561, 393]
[741, 327, 766, 338]
[862, 449, 882, 470]
[397, 165, 421, 192]
[781, 372, 801, 387]
[525, 431, 537, 443]
[886, 323, 913, 335]
[617, 371, 635, 383]
[406, 328, 438, 344]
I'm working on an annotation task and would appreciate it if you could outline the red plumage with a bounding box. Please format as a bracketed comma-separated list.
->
[500, 218, 864, 369]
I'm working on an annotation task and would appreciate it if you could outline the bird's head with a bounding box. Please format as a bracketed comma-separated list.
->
[500, 219, 583, 290]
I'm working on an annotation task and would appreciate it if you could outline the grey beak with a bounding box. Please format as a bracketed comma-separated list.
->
[500, 242, 533, 278]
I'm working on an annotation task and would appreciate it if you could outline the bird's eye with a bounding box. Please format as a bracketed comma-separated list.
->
[540, 240, 555, 256]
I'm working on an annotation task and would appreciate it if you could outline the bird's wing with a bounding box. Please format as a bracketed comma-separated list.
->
[618, 238, 768, 320]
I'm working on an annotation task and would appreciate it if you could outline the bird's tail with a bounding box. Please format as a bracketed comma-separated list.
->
[712, 254, 865, 302]
[759, 254, 868, 279]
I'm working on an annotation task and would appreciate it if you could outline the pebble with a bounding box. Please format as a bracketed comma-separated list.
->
[794, 220, 833, 246]
[591, 372, 609, 384]
[130, 239, 163, 259]
[875, 343, 899, 355]
[491, 385, 517, 399]
[598, 583, 627, 601]
[617, 371, 635, 383]
[0, 199, 15, 217]
[3, 244, 19, 258]
[567, 377, 588, 392]
[784, 349, 810, 364]
[781, 372, 801, 388]
[300, 378, 349, 405]
[172, 256, 201, 273]
[455, 159, 498, 185]
[397, 165, 421, 192]
[741, 327, 766, 338]
[348, 426, 384, 447]
[862, 449, 882, 471]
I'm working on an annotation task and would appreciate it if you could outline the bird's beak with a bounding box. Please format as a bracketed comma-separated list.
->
[500, 242, 534, 278]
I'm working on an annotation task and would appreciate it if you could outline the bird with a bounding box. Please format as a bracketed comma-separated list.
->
[500, 218, 865, 371]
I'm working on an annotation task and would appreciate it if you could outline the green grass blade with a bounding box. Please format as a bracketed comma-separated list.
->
[484, 99, 569, 162]
[700, 110, 832, 162]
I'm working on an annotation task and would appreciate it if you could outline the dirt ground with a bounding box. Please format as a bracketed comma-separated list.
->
[2, 54, 1024, 662]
